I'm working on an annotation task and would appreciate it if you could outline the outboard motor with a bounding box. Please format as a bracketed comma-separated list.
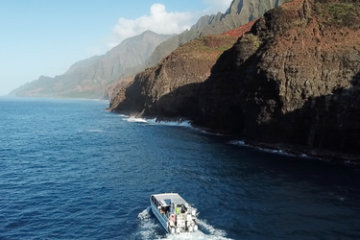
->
[191, 209, 196, 216]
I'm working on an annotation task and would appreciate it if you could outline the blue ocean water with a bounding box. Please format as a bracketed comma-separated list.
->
[0, 97, 360, 240]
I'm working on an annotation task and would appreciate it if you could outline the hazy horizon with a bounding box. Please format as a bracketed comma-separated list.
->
[0, 0, 232, 96]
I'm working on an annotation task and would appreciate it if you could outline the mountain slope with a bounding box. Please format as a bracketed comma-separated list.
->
[10, 31, 172, 99]
[108, 21, 256, 115]
[146, 0, 287, 67]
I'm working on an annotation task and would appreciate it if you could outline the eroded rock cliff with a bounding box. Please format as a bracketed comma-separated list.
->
[195, 0, 360, 159]
[108, 32, 247, 116]
[110, 0, 360, 161]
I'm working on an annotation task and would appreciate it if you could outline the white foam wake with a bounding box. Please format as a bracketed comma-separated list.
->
[136, 207, 234, 240]
[138, 206, 152, 220]
[136, 207, 162, 240]
[196, 219, 228, 238]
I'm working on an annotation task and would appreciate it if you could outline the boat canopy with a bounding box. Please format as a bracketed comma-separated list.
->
[152, 193, 188, 206]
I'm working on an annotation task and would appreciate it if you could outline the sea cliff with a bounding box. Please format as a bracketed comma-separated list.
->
[109, 0, 360, 161]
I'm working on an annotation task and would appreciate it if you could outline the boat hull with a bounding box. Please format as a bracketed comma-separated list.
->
[150, 199, 169, 233]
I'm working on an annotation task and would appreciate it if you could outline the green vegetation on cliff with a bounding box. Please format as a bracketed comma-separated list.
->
[176, 35, 238, 60]
[316, 3, 360, 27]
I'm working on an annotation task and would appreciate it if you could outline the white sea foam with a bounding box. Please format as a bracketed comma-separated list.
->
[228, 140, 297, 157]
[88, 129, 103, 133]
[137, 207, 234, 240]
[77, 129, 103, 133]
[147, 119, 192, 127]
[227, 140, 246, 146]
[137, 207, 163, 240]
[138, 207, 152, 220]
[228, 140, 358, 165]
[125, 117, 148, 123]
[160, 231, 233, 240]
[196, 219, 227, 237]
[119, 114, 192, 128]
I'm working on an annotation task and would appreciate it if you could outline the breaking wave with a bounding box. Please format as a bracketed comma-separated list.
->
[125, 117, 148, 123]
[119, 114, 192, 128]
[227, 140, 306, 158]
[146, 119, 192, 127]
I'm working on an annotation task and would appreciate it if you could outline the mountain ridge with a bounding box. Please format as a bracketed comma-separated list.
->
[146, 0, 287, 67]
[10, 31, 173, 99]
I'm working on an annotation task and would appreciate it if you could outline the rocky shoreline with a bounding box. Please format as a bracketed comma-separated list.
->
[110, 110, 360, 164]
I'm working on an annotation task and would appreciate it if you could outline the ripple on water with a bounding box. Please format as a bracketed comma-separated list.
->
[1, 99, 360, 239]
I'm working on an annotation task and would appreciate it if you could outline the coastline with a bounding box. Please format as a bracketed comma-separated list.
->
[110, 110, 360, 166]
[237, 141, 360, 166]
[1, 95, 109, 103]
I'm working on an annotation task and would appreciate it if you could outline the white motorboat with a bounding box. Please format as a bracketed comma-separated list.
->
[150, 193, 198, 234]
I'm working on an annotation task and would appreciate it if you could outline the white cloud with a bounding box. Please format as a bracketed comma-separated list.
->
[108, 4, 198, 48]
[108, 0, 234, 48]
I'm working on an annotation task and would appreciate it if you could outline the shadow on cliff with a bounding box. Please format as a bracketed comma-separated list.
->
[153, 43, 255, 135]
[293, 71, 359, 154]
[155, 50, 360, 158]
[113, 25, 360, 159]
[244, 70, 360, 158]
[112, 0, 360, 160]
[150, 82, 203, 119]
[113, 79, 204, 119]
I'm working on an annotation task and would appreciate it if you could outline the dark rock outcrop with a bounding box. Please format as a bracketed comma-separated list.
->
[195, 0, 360, 159]
[110, 0, 360, 161]
[108, 33, 245, 115]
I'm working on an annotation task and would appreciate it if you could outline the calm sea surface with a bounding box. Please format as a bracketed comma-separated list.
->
[0, 97, 360, 240]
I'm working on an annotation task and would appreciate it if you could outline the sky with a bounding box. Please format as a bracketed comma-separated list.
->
[0, 0, 233, 96]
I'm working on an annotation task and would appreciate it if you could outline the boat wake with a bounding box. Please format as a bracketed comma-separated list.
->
[136, 207, 234, 240]
[133, 207, 158, 239]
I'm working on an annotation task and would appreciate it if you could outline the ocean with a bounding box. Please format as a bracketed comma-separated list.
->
[0, 97, 359, 240]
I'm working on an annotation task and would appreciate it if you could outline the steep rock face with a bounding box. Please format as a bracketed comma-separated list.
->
[108, 34, 244, 116]
[11, 31, 172, 99]
[110, 0, 360, 160]
[146, 0, 287, 67]
[195, 0, 360, 158]
[106, 76, 134, 105]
